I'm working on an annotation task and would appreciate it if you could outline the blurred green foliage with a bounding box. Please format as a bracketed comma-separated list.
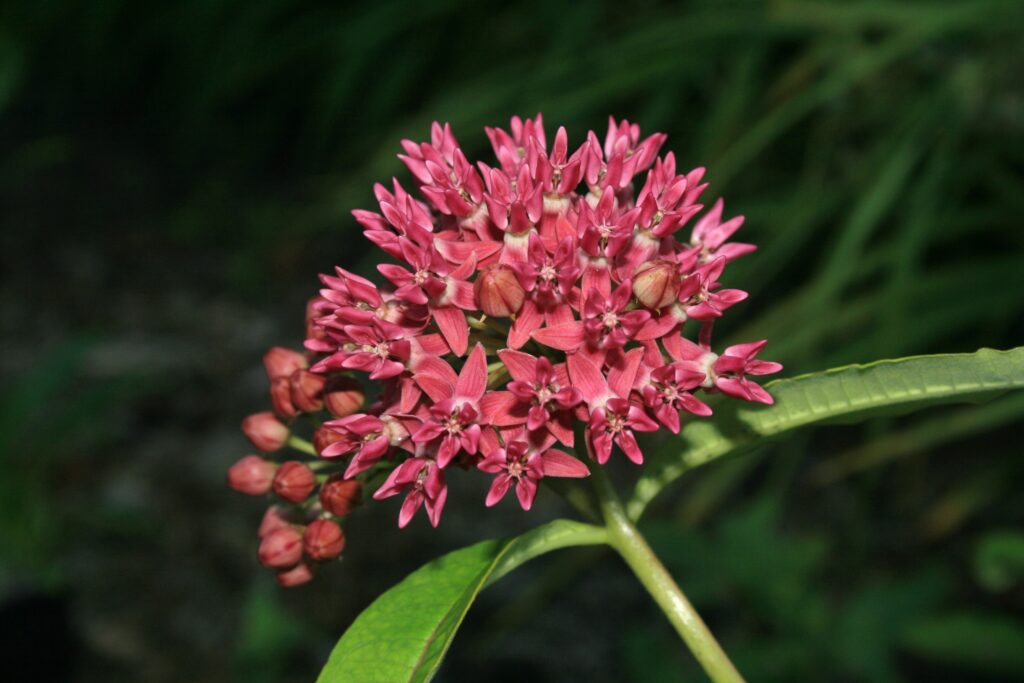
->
[1, 0, 1022, 681]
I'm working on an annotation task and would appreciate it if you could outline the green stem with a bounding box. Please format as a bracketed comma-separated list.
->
[287, 434, 317, 456]
[591, 465, 745, 683]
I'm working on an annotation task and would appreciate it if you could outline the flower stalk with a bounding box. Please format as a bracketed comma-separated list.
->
[591, 464, 744, 683]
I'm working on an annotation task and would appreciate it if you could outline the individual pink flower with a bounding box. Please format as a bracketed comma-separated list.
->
[320, 413, 410, 478]
[372, 455, 447, 528]
[711, 340, 783, 404]
[688, 197, 755, 264]
[566, 351, 659, 465]
[477, 430, 589, 510]
[496, 349, 581, 445]
[411, 343, 488, 467]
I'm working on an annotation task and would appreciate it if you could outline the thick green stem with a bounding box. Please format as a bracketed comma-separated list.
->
[591, 466, 745, 683]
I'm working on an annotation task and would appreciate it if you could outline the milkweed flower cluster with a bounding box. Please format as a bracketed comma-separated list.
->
[227, 115, 781, 586]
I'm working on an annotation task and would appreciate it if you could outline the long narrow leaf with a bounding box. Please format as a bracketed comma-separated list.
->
[629, 347, 1024, 519]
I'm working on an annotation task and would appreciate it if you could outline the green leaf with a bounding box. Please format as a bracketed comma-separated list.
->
[316, 519, 606, 683]
[901, 612, 1024, 675]
[629, 347, 1024, 519]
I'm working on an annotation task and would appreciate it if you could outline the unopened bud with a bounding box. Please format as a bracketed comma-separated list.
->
[289, 369, 326, 413]
[303, 519, 346, 561]
[263, 347, 307, 381]
[270, 377, 298, 418]
[475, 265, 525, 317]
[258, 526, 303, 568]
[313, 425, 347, 456]
[242, 412, 290, 452]
[633, 260, 681, 309]
[323, 376, 365, 418]
[319, 475, 362, 517]
[306, 297, 327, 342]
[276, 562, 314, 587]
[227, 455, 276, 495]
[273, 461, 316, 503]
[259, 505, 291, 538]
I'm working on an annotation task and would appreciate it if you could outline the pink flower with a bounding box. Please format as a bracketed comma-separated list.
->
[477, 430, 589, 510]
[496, 349, 581, 445]
[373, 456, 447, 528]
[411, 343, 488, 467]
[711, 340, 783, 404]
[320, 413, 409, 478]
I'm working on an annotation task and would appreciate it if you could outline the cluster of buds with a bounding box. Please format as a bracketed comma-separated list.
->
[229, 115, 781, 585]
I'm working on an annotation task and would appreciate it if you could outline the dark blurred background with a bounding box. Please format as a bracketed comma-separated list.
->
[2, 1, 1024, 681]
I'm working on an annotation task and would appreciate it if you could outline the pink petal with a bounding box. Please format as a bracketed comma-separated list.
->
[485, 475, 512, 507]
[567, 352, 610, 405]
[447, 279, 477, 310]
[480, 391, 524, 425]
[426, 485, 447, 528]
[615, 431, 645, 464]
[532, 322, 585, 352]
[547, 412, 575, 447]
[541, 450, 590, 478]
[516, 477, 539, 510]
[498, 349, 537, 382]
[508, 299, 543, 349]
[433, 306, 469, 357]
[455, 343, 488, 400]
[415, 333, 450, 356]
[434, 238, 502, 263]
[723, 339, 768, 359]
[413, 356, 457, 402]
[398, 490, 424, 528]
[607, 347, 645, 398]
[663, 332, 705, 362]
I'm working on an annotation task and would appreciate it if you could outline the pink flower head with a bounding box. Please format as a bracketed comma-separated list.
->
[232, 116, 782, 583]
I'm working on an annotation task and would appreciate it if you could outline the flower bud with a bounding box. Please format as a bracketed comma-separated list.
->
[242, 412, 290, 452]
[323, 376, 365, 418]
[474, 264, 525, 317]
[319, 475, 362, 517]
[306, 297, 327, 342]
[289, 369, 326, 413]
[276, 562, 314, 587]
[258, 505, 291, 538]
[273, 461, 316, 503]
[258, 526, 303, 568]
[303, 519, 346, 561]
[633, 260, 681, 309]
[313, 425, 347, 456]
[263, 347, 307, 381]
[270, 377, 298, 418]
[227, 455, 276, 495]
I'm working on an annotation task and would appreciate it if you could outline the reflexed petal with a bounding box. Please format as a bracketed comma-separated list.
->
[567, 352, 610, 405]
[516, 477, 539, 510]
[485, 475, 512, 507]
[433, 306, 469, 356]
[455, 343, 488, 400]
[541, 450, 590, 478]
[531, 322, 585, 351]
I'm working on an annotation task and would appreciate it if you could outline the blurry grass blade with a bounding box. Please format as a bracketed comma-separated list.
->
[974, 531, 1024, 593]
[901, 612, 1024, 675]
[628, 347, 1024, 520]
[810, 391, 1024, 485]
